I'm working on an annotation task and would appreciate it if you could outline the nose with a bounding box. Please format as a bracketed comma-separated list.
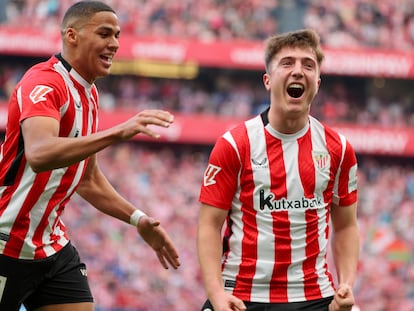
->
[109, 36, 119, 52]
[292, 61, 304, 78]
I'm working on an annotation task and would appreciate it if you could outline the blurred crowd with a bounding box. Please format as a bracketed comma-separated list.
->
[1, 60, 414, 128]
[95, 72, 414, 128]
[0, 0, 413, 50]
[58, 144, 414, 311]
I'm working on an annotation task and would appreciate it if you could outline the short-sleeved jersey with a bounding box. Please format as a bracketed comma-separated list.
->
[199, 110, 358, 303]
[0, 54, 99, 260]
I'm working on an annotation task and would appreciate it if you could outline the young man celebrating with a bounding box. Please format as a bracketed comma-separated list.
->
[0, 2, 180, 310]
[197, 29, 359, 311]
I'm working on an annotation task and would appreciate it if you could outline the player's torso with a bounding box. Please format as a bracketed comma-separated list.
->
[0, 57, 99, 259]
[222, 115, 340, 303]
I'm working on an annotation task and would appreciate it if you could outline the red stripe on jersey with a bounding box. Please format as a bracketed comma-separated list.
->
[322, 127, 342, 284]
[267, 131, 291, 301]
[303, 210, 322, 299]
[271, 211, 291, 301]
[298, 130, 322, 299]
[338, 140, 358, 206]
[298, 133, 315, 197]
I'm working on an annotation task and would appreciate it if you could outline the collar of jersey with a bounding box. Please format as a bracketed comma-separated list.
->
[265, 119, 310, 141]
[55, 53, 93, 89]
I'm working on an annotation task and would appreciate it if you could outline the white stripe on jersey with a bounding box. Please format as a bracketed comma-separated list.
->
[333, 133, 347, 205]
[17, 86, 23, 112]
[221, 131, 244, 282]
[54, 62, 84, 138]
[247, 117, 275, 301]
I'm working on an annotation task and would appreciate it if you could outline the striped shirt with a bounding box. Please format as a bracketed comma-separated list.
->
[199, 110, 358, 303]
[0, 54, 98, 260]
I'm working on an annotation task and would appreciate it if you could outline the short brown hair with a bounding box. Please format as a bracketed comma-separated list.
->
[264, 29, 324, 72]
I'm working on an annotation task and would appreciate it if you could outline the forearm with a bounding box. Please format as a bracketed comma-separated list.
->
[76, 163, 135, 224]
[331, 224, 360, 286]
[25, 126, 123, 172]
[197, 224, 225, 298]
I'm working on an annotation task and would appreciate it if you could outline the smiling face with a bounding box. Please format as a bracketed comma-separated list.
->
[263, 46, 321, 117]
[62, 11, 120, 83]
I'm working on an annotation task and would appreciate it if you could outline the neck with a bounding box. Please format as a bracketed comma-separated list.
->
[268, 109, 309, 134]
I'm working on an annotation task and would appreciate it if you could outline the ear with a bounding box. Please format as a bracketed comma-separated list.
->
[263, 73, 271, 91]
[64, 27, 78, 45]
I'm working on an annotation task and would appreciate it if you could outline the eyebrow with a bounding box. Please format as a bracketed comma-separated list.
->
[279, 56, 316, 63]
[96, 25, 121, 35]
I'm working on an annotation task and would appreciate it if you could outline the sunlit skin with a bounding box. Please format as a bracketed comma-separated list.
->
[263, 47, 321, 134]
[61, 11, 120, 83]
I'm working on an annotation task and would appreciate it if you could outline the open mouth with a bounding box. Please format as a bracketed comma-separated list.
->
[287, 83, 304, 98]
[100, 55, 113, 65]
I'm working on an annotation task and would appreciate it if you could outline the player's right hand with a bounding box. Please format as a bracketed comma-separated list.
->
[209, 292, 247, 311]
[328, 283, 355, 311]
[136, 215, 180, 269]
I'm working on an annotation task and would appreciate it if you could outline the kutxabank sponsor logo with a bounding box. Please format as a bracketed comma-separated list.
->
[259, 189, 323, 211]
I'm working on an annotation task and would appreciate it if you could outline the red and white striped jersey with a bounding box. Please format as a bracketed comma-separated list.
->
[0, 54, 99, 260]
[199, 111, 358, 303]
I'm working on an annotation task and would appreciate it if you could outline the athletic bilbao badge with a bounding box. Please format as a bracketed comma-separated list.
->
[313, 152, 330, 170]
[203, 164, 221, 186]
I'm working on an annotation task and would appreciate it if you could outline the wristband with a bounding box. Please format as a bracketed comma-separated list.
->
[129, 209, 146, 227]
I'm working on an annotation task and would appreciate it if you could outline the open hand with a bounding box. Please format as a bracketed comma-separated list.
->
[137, 215, 180, 269]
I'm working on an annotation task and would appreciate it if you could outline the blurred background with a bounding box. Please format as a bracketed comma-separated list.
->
[1, 0, 414, 310]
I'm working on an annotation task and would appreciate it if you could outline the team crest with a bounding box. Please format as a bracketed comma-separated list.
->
[313, 152, 330, 170]
[29, 85, 53, 104]
[203, 164, 221, 186]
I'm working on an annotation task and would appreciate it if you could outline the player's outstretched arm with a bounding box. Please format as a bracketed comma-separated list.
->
[22, 110, 174, 172]
[76, 155, 180, 269]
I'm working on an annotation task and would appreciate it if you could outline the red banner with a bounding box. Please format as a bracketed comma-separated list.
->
[1, 27, 414, 78]
[1, 103, 414, 156]
[98, 112, 414, 156]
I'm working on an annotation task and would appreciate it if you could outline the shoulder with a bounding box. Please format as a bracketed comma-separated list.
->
[309, 116, 350, 144]
[226, 114, 263, 143]
[25, 56, 65, 83]
[19, 56, 68, 99]
[214, 114, 264, 163]
[309, 116, 356, 161]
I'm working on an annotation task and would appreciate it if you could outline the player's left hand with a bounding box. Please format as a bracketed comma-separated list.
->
[137, 215, 181, 269]
[329, 283, 355, 311]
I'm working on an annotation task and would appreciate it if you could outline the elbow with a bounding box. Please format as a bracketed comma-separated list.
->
[27, 159, 49, 173]
[25, 150, 52, 173]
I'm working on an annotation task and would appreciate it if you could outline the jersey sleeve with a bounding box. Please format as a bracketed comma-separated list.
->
[199, 134, 241, 210]
[333, 138, 358, 207]
[18, 71, 67, 123]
